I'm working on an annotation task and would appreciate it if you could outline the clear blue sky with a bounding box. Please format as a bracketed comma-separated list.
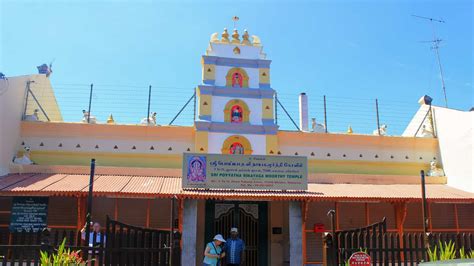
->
[1, 0, 472, 133]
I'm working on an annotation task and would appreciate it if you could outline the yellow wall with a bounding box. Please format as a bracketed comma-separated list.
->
[202, 64, 215, 81]
[266, 135, 278, 155]
[30, 150, 183, 168]
[259, 68, 270, 84]
[262, 98, 274, 119]
[197, 89, 212, 117]
[194, 131, 208, 153]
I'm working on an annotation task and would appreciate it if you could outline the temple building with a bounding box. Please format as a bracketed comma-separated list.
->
[0, 27, 473, 266]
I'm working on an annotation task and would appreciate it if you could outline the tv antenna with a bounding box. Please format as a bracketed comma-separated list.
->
[412, 14, 448, 107]
[232, 16, 239, 29]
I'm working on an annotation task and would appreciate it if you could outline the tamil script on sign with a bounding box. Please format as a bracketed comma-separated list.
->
[182, 153, 308, 190]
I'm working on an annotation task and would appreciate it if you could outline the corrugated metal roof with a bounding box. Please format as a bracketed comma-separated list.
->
[0, 174, 472, 202]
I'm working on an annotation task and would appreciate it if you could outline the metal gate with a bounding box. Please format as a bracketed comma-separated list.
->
[206, 201, 268, 266]
[0, 216, 180, 266]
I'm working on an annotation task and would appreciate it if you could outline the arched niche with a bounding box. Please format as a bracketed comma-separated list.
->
[225, 67, 249, 88]
[221, 135, 253, 155]
[224, 99, 250, 123]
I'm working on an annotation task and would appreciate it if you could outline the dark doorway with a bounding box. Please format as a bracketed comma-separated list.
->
[205, 200, 268, 266]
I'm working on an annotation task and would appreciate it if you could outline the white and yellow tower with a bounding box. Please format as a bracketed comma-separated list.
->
[195, 28, 278, 155]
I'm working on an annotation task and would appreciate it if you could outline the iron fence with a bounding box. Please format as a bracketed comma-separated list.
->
[23, 81, 427, 136]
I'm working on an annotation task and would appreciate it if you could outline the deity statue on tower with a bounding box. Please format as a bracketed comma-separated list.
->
[232, 72, 243, 88]
[230, 143, 244, 154]
[231, 105, 243, 123]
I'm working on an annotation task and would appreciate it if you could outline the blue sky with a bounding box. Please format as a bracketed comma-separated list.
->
[1, 0, 472, 134]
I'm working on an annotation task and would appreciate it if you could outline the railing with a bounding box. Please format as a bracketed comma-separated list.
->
[0, 216, 180, 266]
[23, 81, 427, 136]
[324, 230, 474, 265]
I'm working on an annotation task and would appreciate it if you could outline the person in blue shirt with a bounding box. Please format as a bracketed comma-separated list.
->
[203, 234, 226, 266]
[224, 228, 245, 266]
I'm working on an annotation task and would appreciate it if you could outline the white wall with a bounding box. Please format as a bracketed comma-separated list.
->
[211, 96, 263, 125]
[434, 107, 474, 193]
[214, 65, 260, 88]
[207, 132, 266, 155]
[207, 43, 264, 60]
[0, 75, 32, 175]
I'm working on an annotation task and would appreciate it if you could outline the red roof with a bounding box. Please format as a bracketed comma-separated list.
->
[0, 174, 472, 202]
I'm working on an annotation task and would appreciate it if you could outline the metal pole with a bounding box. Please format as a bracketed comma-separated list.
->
[27, 89, 51, 121]
[169, 196, 176, 266]
[87, 84, 93, 123]
[375, 98, 381, 136]
[420, 169, 430, 261]
[328, 209, 337, 265]
[274, 93, 278, 125]
[276, 97, 300, 131]
[85, 158, 96, 248]
[323, 95, 328, 133]
[147, 85, 152, 125]
[169, 93, 195, 125]
[193, 88, 197, 121]
[421, 170, 428, 234]
[23, 81, 31, 120]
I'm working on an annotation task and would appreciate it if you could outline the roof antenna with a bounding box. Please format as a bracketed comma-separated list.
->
[412, 15, 448, 107]
[232, 16, 239, 29]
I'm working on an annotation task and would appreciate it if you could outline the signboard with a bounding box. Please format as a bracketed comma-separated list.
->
[349, 252, 371, 266]
[9, 197, 49, 232]
[182, 153, 307, 190]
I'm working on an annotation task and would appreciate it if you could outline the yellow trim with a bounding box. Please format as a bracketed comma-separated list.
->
[259, 68, 270, 84]
[202, 64, 215, 81]
[194, 131, 208, 153]
[221, 135, 253, 154]
[225, 67, 249, 88]
[21, 121, 195, 140]
[262, 98, 274, 119]
[266, 135, 278, 155]
[30, 150, 183, 168]
[28, 151, 432, 175]
[308, 159, 431, 175]
[197, 88, 212, 117]
[223, 99, 250, 123]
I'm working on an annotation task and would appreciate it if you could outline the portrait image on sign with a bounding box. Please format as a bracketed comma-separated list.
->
[187, 156, 207, 182]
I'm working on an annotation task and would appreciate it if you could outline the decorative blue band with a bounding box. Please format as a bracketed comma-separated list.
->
[198, 115, 212, 121]
[202, 56, 272, 69]
[198, 85, 275, 99]
[203, 79, 215, 85]
[194, 121, 278, 135]
[259, 83, 271, 89]
[262, 118, 275, 126]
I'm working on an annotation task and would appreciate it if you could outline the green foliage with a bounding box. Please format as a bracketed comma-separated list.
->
[428, 240, 473, 262]
[459, 247, 474, 260]
[40, 238, 88, 266]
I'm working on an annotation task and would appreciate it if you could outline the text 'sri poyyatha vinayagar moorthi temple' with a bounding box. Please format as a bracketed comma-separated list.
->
[0, 25, 473, 266]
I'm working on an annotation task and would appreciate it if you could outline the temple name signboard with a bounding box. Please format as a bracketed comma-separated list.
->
[182, 153, 308, 190]
[9, 197, 49, 232]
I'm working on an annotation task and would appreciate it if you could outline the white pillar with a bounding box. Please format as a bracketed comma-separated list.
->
[181, 199, 198, 266]
[299, 93, 309, 132]
[289, 201, 303, 266]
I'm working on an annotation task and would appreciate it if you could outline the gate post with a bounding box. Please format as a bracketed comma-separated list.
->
[323, 232, 335, 266]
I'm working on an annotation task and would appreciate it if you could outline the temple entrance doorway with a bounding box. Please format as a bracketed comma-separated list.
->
[205, 200, 268, 266]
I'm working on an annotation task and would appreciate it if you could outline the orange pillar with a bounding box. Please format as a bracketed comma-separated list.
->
[77, 196, 87, 231]
[394, 202, 408, 261]
[301, 201, 308, 264]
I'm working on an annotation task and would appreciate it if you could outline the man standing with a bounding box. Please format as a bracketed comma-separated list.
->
[224, 227, 245, 266]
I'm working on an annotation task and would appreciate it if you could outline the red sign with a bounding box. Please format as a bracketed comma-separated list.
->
[313, 223, 325, 233]
[349, 252, 371, 266]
